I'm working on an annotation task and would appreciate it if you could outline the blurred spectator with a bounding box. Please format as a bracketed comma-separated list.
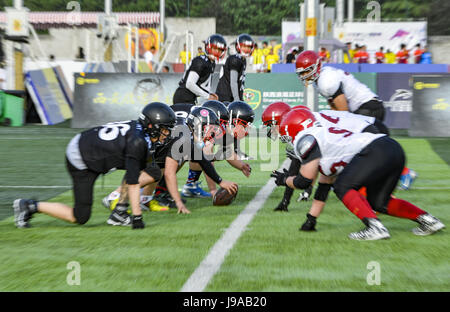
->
[273, 41, 283, 60]
[319, 47, 330, 63]
[297, 46, 304, 54]
[375, 47, 385, 64]
[396, 44, 409, 64]
[265, 47, 279, 73]
[76, 47, 85, 60]
[197, 46, 205, 56]
[413, 43, 425, 64]
[144, 46, 157, 72]
[286, 48, 298, 64]
[355, 45, 369, 63]
[385, 49, 396, 64]
[0, 62, 6, 90]
[419, 47, 432, 64]
[251, 43, 264, 73]
[262, 41, 271, 71]
[179, 43, 192, 65]
[162, 65, 170, 73]
[352, 44, 361, 63]
[343, 42, 354, 64]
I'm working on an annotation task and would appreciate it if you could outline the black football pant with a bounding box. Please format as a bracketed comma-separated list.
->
[333, 136, 405, 213]
[66, 158, 100, 225]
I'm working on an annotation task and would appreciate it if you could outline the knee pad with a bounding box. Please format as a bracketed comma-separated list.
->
[74, 205, 91, 225]
[144, 164, 162, 182]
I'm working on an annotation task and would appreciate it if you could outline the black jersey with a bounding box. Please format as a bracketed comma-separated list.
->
[78, 120, 152, 184]
[215, 54, 247, 102]
[174, 55, 215, 103]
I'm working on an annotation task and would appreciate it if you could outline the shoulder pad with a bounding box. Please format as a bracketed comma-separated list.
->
[317, 68, 342, 98]
[294, 135, 317, 160]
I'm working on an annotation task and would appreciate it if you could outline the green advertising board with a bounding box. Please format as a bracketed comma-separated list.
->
[244, 72, 377, 127]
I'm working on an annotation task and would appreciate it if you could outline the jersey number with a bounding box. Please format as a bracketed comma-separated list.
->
[320, 113, 339, 124]
[98, 123, 130, 141]
[328, 127, 353, 137]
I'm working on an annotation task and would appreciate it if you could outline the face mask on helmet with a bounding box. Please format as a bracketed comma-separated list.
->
[231, 118, 252, 138]
[205, 36, 227, 62]
[236, 36, 255, 57]
[193, 123, 222, 147]
[263, 120, 280, 141]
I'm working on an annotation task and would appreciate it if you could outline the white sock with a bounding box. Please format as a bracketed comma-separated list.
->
[108, 191, 120, 201]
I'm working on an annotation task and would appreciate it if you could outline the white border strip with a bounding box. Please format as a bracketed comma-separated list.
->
[180, 159, 290, 292]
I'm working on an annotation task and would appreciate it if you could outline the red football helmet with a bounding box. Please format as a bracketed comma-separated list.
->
[279, 109, 317, 143]
[261, 101, 292, 140]
[295, 50, 322, 85]
[292, 105, 311, 111]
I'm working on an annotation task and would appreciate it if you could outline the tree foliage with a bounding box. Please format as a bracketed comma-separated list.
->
[0, 0, 447, 36]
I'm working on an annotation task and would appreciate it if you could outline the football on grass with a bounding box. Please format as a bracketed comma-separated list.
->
[213, 186, 238, 206]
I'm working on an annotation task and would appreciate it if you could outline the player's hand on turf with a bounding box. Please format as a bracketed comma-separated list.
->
[300, 213, 317, 231]
[219, 180, 238, 195]
[176, 201, 191, 214]
[208, 93, 219, 101]
[132, 215, 145, 229]
[241, 163, 252, 177]
[271, 169, 289, 186]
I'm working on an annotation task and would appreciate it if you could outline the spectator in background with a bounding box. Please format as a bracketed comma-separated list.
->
[262, 41, 271, 71]
[273, 41, 283, 61]
[396, 44, 409, 64]
[0, 62, 6, 90]
[76, 47, 85, 60]
[419, 47, 432, 64]
[318, 47, 330, 63]
[162, 65, 170, 73]
[251, 43, 264, 73]
[179, 43, 192, 65]
[375, 47, 385, 63]
[197, 46, 205, 56]
[385, 49, 396, 64]
[343, 42, 354, 64]
[265, 47, 279, 73]
[144, 46, 157, 72]
[413, 43, 425, 64]
[355, 45, 369, 63]
[286, 48, 298, 64]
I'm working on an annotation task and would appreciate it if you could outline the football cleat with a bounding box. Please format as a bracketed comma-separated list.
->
[139, 195, 153, 212]
[181, 181, 211, 198]
[412, 213, 445, 236]
[348, 218, 390, 241]
[13, 199, 36, 228]
[399, 169, 417, 190]
[148, 199, 169, 212]
[107, 208, 131, 226]
[297, 185, 313, 202]
[154, 191, 186, 209]
[274, 198, 289, 212]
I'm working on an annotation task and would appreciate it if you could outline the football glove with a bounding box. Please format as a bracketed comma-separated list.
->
[297, 185, 313, 202]
[132, 215, 145, 229]
[300, 213, 317, 231]
[271, 169, 289, 186]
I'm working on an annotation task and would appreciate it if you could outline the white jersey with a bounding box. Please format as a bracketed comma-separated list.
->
[293, 124, 385, 177]
[313, 110, 375, 134]
[316, 66, 378, 112]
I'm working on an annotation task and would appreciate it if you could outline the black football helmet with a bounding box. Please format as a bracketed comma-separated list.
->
[205, 34, 227, 62]
[186, 107, 222, 144]
[235, 34, 255, 57]
[139, 102, 176, 139]
[202, 100, 230, 132]
[228, 101, 255, 126]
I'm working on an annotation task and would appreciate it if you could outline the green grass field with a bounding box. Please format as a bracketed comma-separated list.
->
[0, 125, 449, 292]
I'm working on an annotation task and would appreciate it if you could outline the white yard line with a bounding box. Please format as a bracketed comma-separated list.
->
[180, 159, 290, 292]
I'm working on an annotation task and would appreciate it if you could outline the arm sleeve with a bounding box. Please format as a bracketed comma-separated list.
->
[230, 69, 240, 101]
[186, 71, 210, 98]
[197, 157, 223, 184]
[124, 138, 148, 185]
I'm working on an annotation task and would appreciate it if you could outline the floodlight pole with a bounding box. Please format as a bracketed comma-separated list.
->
[303, 0, 319, 111]
[160, 0, 165, 43]
[104, 0, 113, 61]
[348, 0, 354, 22]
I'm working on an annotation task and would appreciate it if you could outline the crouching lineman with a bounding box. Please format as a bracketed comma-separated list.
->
[183, 100, 253, 197]
[295, 50, 416, 190]
[164, 106, 238, 213]
[271, 109, 444, 240]
[13, 102, 177, 229]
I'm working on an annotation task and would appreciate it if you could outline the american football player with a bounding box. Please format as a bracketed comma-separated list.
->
[216, 34, 255, 103]
[271, 109, 444, 240]
[173, 34, 227, 104]
[14, 102, 177, 229]
[295, 50, 417, 190]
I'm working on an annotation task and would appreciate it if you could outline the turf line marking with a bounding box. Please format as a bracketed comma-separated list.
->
[180, 159, 290, 292]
